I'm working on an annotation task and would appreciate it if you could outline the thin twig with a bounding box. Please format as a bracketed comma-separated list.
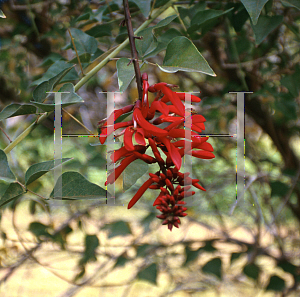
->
[109, 57, 156, 66]
[62, 108, 93, 134]
[123, 0, 143, 101]
[149, 0, 157, 18]
[16, 181, 47, 200]
[25, 0, 40, 39]
[0, 125, 12, 142]
[68, 28, 85, 77]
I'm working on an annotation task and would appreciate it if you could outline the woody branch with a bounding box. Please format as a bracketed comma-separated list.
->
[123, 0, 143, 101]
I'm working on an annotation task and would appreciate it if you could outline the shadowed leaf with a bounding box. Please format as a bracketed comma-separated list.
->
[25, 158, 71, 186]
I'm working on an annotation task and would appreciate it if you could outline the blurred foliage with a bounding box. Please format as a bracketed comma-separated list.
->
[0, 0, 300, 296]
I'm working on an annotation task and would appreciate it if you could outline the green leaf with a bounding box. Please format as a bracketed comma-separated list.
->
[80, 234, 99, 264]
[243, 263, 260, 280]
[130, 0, 151, 17]
[136, 244, 152, 258]
[49, 171, 107, 199]
[201, 240, 217, 252]
[136, 27, 158, 57]
[69, 53, 91, 64]
[123, 159, 149, 191]
[141, 212, 157, 233]
[278, 260, 298, 275]
[74, 12, 92, 22]
[281, 65, 300, 97]
[31, 83, 84, 112]
[0, 9, 6, 18]
[0, 150, 16, 183]
[117, 58, 137, 92]
[270, 181, 290, 197]
[184, 246, 201, 266]
[32, 65, 76, 102]
[229, 5, 249, 32]
[137, 263, 157, 285]
[202, 258, 222, 279]
[143, 28, 182, 59]
[29, 222, 51, 239]
[0, 182, 24, 207]
[281, 0, 300, 10]
[266, 275, 286, 291]
[188, 8, 234, 33]
[158, 36, 216, 76]
[251, 15, 283, 45]
[104, 221, 131, 238]
[31, 61, 79, 87]
[0, 104, 37, 121]
[69, 28, 98, 55]
[25, 158, 72, 186]
[39, 53, 66, 67]
[0, 181, 10, 199]
[240, 0, 269, 25]
[135, 15, 178, 58]
[85, 24, 112, 38]
[273, 94, 297, 121]
[230, 252, 243, 264]
[154, 14, 178, 29]
[114, 255, 129, 268]
[116, 58, 146, 92]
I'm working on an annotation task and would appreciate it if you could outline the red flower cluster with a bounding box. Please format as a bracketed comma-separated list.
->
[99, 73, 215, 231]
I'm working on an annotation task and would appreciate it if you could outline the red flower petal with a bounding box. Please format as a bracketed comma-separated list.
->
[134, 128, 146, 145]
[106, 154, 137, 184]
[134, 108, 168, 137]
[193, 182, 206, 191]
[195, 142, 214, 152]
[175, 93, 201, 102]
[124, 127, 135, 151]
[160, 85, 185, 117]
[128, 178, 154, 209]
[158, 137, 182, 170]
[190, 150, 215, 159]
[192, 114, 206, 123]
[149, 101, 169, 116]
[133, 151, 156, 164]
[111, 146, 130, 162]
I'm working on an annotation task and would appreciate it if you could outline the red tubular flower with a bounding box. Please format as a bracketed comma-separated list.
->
[98, 104, 134, 127]
[189, 150, 215, 159]
[124, 127, 135, 151]
[128, 177, 154, 209]
[106, 154, 137, 185]
[175, 93, 201, 103]
[133, 107, 168, 137]
[134, 128, 146, 145]
[157, 136, 182, 170]
[148, 101, 169, 117]
[99, 73, 215, 231]
[132, 151, 157, 164]
[99, 120, 133, 144]
[149, 83, 185, 117]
